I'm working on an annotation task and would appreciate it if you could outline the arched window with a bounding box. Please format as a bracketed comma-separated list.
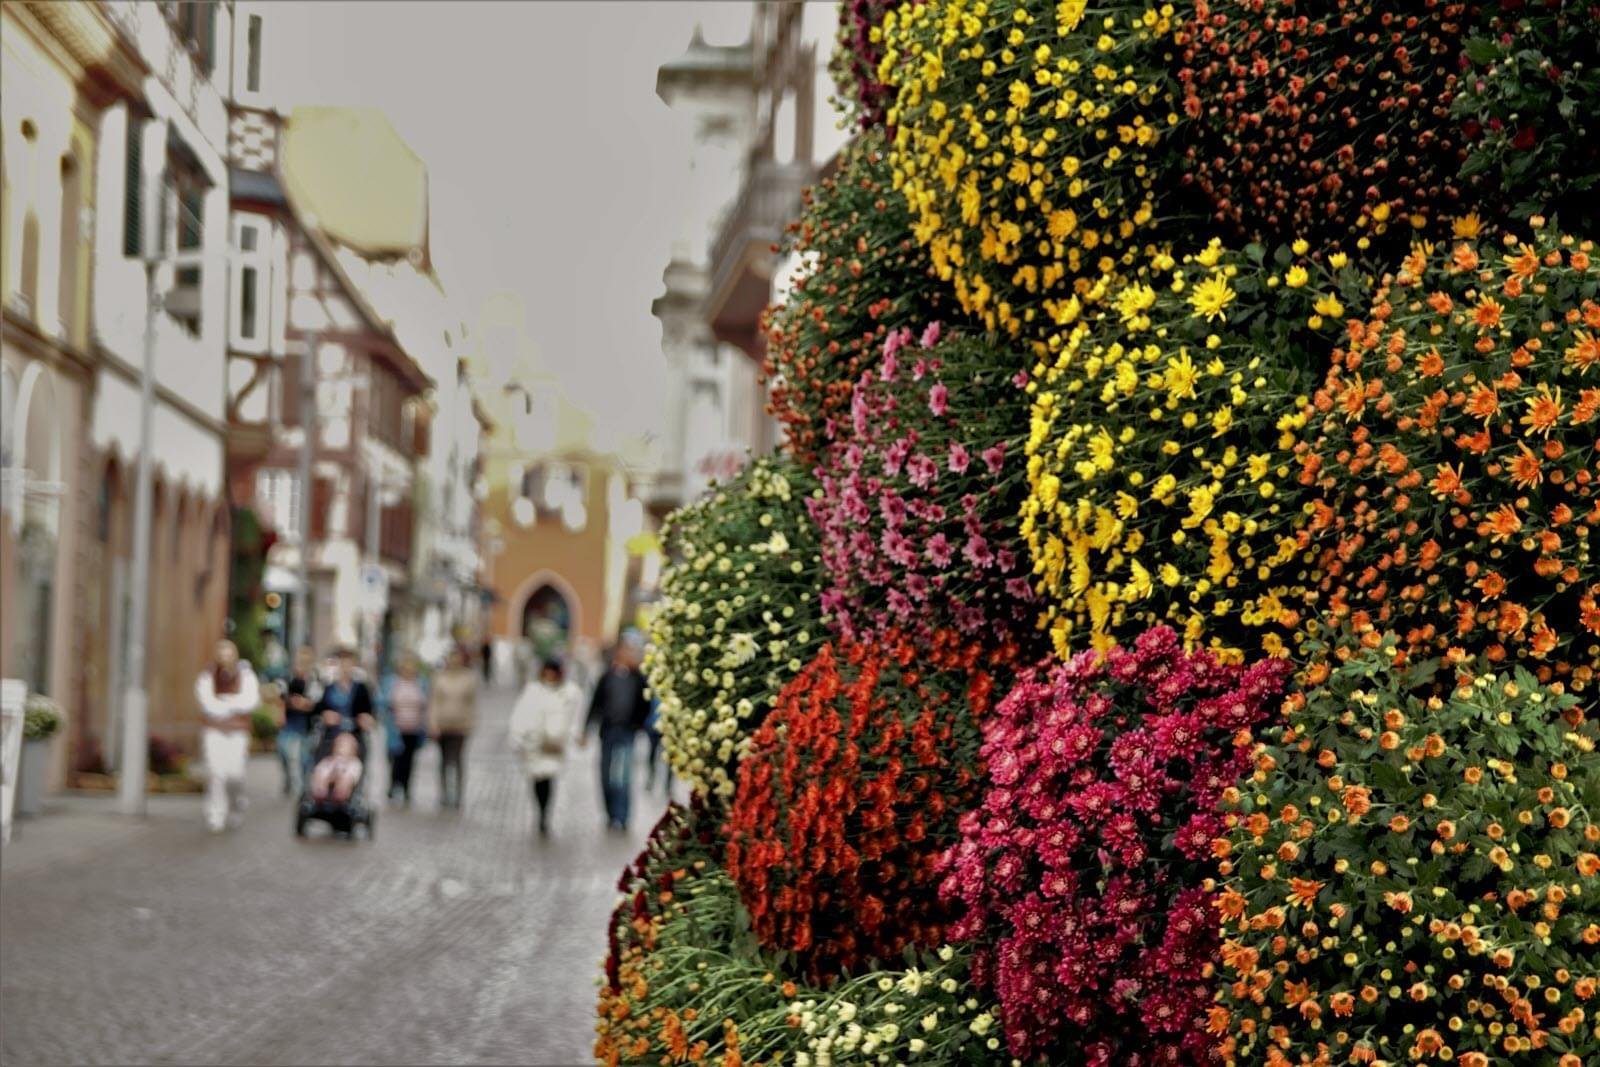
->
[18, 119, 39, 316]
[58, 153, 81, 341]
[97, 457, 120, 546]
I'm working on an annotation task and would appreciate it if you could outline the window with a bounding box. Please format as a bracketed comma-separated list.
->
[246, 15, 263, 92]
[123, 115, 142, 258]
[369, 363, 406, 452]
[166, 0, 217, 73]
[240, 266, 257, 338]
[161, 155, 209, 335]
[167, 173, 203, 252]
[58, 154, 81, 338]
[232, 217, 270, 351]
[97, 472, 115, 544]
[255, 468, 299, 540]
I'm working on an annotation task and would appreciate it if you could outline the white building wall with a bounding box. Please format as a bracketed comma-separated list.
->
[89, 4, 235, 498]
[802, 2, 851, 167]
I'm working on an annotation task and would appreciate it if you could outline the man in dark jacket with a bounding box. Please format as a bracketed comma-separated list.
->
[584, 640, 650, 830]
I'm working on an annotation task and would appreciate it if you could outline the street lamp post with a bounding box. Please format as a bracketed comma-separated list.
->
[289, 331, 317, 653]
[118, 155, 167, 816]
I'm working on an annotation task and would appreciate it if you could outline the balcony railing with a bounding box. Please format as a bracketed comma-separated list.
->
[705, 159, 810, 317]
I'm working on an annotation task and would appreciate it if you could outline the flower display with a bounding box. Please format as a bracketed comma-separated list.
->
[1214, 636, 1600, 1066]
[878, 0, 1182, 348]
[605, 2, 1600, 1060]
[941, 626, 1289, 1063]
[832, 0, 896, 130]
[764, 132, 949, 463]
[597, 803, 796, 1067]
[1179, 0, 1475, 251]
[810, 332, 1040, 656]
[1022, 240, 1365, 659]
[724, 631, 1003, 984]
[1453, 5, 1600, 227]
[646, 458, 826, 801]
[1297, 224, 1600, 688]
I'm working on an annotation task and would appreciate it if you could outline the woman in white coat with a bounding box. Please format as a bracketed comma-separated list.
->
[508, 655, 584, 836]
[195, 639, 261, 832]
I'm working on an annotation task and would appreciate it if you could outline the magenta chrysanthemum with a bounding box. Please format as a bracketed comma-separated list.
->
[940, 627, 1290, 1063]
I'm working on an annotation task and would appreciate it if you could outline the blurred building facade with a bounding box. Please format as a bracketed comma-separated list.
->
[221, 1, 487, 671]
[3, 0, 237, 782]
[647, 2, 850, 515]
[469, 300, 651, 686]
[2, 1, 491, 804]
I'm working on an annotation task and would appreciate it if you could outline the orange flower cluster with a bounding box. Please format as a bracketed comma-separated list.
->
[1297, 224, 1600, 688]
[1179, 0, 1475, 251]
[1213, 639, 1600, 1065]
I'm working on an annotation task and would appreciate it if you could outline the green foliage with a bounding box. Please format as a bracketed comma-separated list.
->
[227, 505, 274, 666]
[1454, 5, 1600, 226]
[22, 696, 62, 741]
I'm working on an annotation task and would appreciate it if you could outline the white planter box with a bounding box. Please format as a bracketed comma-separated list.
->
[16, 737, 52, 816]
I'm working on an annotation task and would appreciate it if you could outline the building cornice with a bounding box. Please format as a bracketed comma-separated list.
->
[1, 306, 96, 378]
[11, 0, 148, 107]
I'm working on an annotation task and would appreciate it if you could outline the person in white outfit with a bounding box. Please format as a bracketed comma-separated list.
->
[508, 656, 584, 836]
[195, 640, 261, 832]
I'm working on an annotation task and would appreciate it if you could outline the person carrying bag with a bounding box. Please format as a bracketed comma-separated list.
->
[507, 656, 583, 837]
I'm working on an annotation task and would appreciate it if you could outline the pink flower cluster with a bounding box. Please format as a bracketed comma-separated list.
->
[938, 627, 1290, 1063]
[809, 331, 1039, 660]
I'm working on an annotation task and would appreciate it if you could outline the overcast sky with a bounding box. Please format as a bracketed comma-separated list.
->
[266, 1, 753, 449]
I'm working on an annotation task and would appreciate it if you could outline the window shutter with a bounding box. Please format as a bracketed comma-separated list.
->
[246, 15, 263, 93]
[123, 117, 142, 258]
[202, 2, 217, 73]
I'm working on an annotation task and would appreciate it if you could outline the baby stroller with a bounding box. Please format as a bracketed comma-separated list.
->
[294, 720, 376, 840]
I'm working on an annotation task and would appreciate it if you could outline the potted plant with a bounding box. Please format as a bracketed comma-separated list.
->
[17, 695, 62, 816]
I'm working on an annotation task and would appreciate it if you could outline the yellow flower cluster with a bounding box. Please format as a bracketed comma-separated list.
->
[1021, 239, 1362, 659]
[879, 0, 1180, 352]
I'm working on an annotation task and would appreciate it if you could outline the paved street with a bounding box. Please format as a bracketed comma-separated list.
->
[0, 685, 673, 1067]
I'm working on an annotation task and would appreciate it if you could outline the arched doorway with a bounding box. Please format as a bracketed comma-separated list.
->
[520, 583, 572, 661]
[6, 362, 62, 696]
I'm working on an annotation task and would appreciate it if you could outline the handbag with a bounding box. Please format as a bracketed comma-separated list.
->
[537, 729, 566, 757]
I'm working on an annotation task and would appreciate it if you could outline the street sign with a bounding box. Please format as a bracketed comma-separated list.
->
[360, 563, 389, 614]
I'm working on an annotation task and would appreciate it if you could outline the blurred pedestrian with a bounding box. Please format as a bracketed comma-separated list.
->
[278, 644, 321, 795]
[313, 647, 377, 750]
[508, 656, 584, 836]
[430, 646, 479, 809]
[379, 651, 429, 805]
[582, 641, 650, 831]
[195, 639, 261, 833]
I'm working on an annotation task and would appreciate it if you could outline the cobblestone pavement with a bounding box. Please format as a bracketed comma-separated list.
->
[0, 684, 675, 1066]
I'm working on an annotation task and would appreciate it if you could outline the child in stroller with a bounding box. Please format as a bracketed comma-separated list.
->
[295, 720, 376, 840]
